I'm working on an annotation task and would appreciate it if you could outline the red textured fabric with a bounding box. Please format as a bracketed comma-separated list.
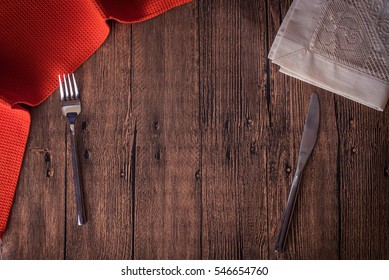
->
[0, 101, 30, 240]
[0, 0, 191, 240]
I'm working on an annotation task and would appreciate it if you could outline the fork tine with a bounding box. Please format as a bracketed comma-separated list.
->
[68, 74, 74, 100]
[63, 74, 69, 100]
[72, 73, 80, 99]
[58, 75, 64, 101]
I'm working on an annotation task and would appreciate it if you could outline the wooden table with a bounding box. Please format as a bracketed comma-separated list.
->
[1, 0, 388, 260]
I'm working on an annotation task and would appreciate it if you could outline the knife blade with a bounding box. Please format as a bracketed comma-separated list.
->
[274, 92, 320, 253]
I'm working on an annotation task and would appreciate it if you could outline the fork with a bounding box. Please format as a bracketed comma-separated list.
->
[59, 73, 86, 225]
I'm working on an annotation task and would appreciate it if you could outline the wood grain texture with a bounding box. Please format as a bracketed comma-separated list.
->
[132, 2, 201, 259]
[335, 99, 389, 259]
[199, 0, 269, 259]
[1, 0, 388, 260]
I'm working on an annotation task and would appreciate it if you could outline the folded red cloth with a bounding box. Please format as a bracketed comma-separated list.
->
[0, 0, 191, 239]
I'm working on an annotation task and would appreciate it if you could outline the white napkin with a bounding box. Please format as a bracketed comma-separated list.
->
[269, 0, 389, 111]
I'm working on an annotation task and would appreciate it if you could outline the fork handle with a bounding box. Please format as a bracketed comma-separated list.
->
[70, 124, 87, 225]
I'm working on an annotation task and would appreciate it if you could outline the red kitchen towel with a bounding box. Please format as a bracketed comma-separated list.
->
[0, 0, 191, 239]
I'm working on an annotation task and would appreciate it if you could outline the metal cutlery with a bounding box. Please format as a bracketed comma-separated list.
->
[274, 92, 320, 252]
[59, 73, 86, 225]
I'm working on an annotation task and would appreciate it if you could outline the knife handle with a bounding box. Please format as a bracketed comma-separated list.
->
[274, 172, 302, 252]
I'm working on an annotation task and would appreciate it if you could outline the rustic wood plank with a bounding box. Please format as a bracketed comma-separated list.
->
[132, 3, 201, 259]
[199, 0, 269, 259]
[65, 22, 134, 259]
[266, 0, 340, 259]
[0, 97, 65, 259]
[2, 0, 389, 260]
[335, 99, 389, 259]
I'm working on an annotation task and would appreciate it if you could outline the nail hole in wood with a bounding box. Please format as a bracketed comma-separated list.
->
[226, 146, 231, 161]
[195, 170, 201, 180]
[81, 120, 87, 130]
[44, 151, 51, 163]
[83, 149, 89, 160]
[44, 151, 54, 178]
[247, 118, 253, 126]
[155, 150, 161, 160]
[154, 121, 160, 130]
[250, 142, 257, 154]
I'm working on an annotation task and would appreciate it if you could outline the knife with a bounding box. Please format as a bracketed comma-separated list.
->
[274, 92, 320, 253]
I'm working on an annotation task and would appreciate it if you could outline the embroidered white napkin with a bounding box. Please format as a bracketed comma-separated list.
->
[269, 0, 389, 111]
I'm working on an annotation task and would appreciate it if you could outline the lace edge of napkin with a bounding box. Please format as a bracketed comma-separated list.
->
[274, 50, 389, 111]
[308, 0, 389, 86]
